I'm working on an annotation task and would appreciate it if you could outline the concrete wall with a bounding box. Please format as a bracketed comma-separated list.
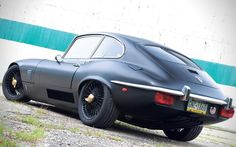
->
[0, 0, 236, 130]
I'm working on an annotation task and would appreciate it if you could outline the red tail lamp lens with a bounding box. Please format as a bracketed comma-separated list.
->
[121, 87, 128, 92]
[154, 92, 174, 106]
[219, 108, 234, 118]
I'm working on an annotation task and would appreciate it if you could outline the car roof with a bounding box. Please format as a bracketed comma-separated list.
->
[77, 32, 162, 46]
[74, 32, 200, 69]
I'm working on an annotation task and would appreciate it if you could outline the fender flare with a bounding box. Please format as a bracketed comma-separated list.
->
[77, 76, 112, 96]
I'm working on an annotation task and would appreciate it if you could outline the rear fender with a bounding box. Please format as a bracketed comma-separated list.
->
[72, 76, 111, 106]
[78, 76, 112, 94]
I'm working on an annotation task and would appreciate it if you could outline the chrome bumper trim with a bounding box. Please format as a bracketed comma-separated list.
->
[111, 80, 227, 105]
[190, 94, 227, 105]
[111, 80, 184, 96]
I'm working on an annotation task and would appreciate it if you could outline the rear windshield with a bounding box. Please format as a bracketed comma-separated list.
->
[144, 46, 200, 69]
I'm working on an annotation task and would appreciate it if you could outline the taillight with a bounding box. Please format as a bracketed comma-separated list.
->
[154, 92, 174, 106]
[219, 108, 234, 118]
[121, 87, 128, 92]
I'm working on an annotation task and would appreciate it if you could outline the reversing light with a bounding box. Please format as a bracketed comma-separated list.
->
[219, 108, 234, 118]
[154, 92, 174, 106]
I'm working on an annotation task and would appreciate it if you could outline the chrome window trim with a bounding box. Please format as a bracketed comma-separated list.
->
[63, 34, 126, 60]
[91, 35, 125, 59]
[62, 35, 104, 59]
[111, 80, 227, 105]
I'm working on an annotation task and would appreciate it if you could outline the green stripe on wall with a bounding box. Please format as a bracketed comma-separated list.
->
[0, 18, 236, 87]
[0, 18, 76, 51]
[193, 59, 236, 87]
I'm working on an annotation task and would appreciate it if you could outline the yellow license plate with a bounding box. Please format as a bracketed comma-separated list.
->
[186, 99, 208, 115]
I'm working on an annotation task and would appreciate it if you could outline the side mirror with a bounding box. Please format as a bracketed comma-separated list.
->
[55, 55, 63, 64]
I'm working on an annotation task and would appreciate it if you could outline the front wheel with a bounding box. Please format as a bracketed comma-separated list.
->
[163, 126, 203, 141]
[78, 81, 119, 128]
[2, 65, 30, 102]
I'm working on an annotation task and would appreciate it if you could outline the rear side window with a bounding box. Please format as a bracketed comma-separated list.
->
[92, 37, 124, 58]
[145, 46, 200, 69]
[145, 46, 186, 64]
[168, 50, 200, 69]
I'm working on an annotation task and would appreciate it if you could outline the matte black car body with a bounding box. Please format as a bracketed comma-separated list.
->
[2, 32, 234, 141]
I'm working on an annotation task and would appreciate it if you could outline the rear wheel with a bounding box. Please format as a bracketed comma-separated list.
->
[78, 81, 119, 128]
[2, 65, 29, 102]
[163, 126, 203, 141]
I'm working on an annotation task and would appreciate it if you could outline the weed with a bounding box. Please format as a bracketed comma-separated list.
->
[92, 131, 104, 138]
[0, 124, 17, 147]
[69, 127, 81, 133]
[15, 128, 44, 142]
[156, 143, 171, 147]
[35, 108, 47, 115]
[21, 115, 41, 126]
[0, 125, 3, 136]
[0, 139, 17, 147]
[107, 136, 123, 142]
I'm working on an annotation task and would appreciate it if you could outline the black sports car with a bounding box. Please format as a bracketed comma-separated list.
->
[2, 33, 234, 141]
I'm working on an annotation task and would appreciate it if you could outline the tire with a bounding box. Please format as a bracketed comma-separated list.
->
[163, 126, 203, 141]
[2, 65, 30, 102]
[78, 81, 119, 128]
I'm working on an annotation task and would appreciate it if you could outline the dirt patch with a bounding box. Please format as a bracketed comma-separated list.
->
[0, 95, 236, 147]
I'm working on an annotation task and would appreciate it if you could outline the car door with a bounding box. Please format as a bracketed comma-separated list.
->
[34, 35, 104, 106]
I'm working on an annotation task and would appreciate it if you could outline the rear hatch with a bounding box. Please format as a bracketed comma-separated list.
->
[160, 61, 218, 88]
[144, 45, 218, 88]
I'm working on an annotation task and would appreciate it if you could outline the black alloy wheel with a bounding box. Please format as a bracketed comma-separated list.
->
[81, 81, 104, 119]
[163, 126, 203, 141]
[2, 65, 29, 102]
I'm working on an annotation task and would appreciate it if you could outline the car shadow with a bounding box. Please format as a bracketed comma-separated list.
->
[27, 100, 201, 146]
[110, 123, 200, 146]
[27, 100, 79, 119]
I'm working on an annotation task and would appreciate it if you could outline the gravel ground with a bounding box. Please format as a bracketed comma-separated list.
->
[0, 89, 236, 147]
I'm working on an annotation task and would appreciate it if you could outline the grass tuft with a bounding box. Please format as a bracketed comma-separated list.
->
[0, 125, 3, 136]
[15, 128, 44, 142]
[69, 127, 81, 133]
[155, 144, 170, 147]
[36, 108, 48, 115]
[21, 115, 42, 127]
[107, 136, 123, 142]
[0, 139, 17, 147]
[0, 124, 17, 147]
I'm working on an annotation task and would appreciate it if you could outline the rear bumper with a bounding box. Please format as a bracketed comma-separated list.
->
[118, 107, 227, 129]
[111, 80, 232, 129]
[111, 80, 229, 106]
